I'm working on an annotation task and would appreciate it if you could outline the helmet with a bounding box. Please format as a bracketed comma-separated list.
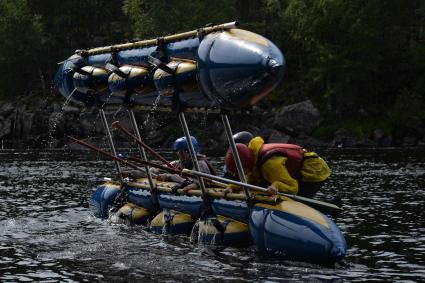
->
[232, 131, 254, 145]
[224, 143, 254, 174]
[173, 136, 200, 153]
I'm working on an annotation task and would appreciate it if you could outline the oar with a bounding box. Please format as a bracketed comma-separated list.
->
[68, 136, 148, 173]
[128, 155, 227, 188]
[182, 169, 343, 211]
[111, 121, 176, 169]
[67, 136, 266, 202]
[127, 156, 182, 175]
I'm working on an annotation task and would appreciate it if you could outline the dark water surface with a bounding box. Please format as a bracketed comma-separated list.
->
[1, 148, 424, 282]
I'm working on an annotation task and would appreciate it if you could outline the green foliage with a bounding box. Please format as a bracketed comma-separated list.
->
[391, 89, 425, 133]
[0, 0, 44, 99]
[28, 0, 130, 84]
[282, 0, 425, 120]
[0, 0, 423, 140]
[123, 0, 236, 38]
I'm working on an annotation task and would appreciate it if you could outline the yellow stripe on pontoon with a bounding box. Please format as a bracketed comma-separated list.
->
[256, 200, 330, 228]
[216, 215, 248, 234]
[221, 29, 268, 46]
[150, 211, 193, 227]
[103, 182, 120, 189]
[150, 211, 164, 227]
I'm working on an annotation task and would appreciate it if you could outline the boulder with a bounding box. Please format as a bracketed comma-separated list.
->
[0, 118, 12, 139]
[371, 129, 393, 147]
[331, 128, 353, 148]
[273, 100, 322, 136]
[402, 136, 417, 147]
[331, 128, 378, 147]
[0, 102, 15, 118]
[267, 130, 290, 143]
[288, 133, 328, 148]
[371, 129, 386, 143]
[19, 111, 35, 138]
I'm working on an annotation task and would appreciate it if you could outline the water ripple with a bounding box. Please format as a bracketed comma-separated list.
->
[0, 148, 424, 282]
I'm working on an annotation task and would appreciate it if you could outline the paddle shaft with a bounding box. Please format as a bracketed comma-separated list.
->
[182, 169, 342, 211]
[68, 136, 148, 172]
[128, 156, 182, 175]
[68, 137, 215, 187]
[111, 121, 175, 169]
[128, 156, 227, 188]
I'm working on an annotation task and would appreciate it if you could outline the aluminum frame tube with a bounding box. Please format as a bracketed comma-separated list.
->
[221, 114, 251, 199]
[99, 109, 123, 183]
[178, 112, 207, 195]
[128, 110, 156, 193]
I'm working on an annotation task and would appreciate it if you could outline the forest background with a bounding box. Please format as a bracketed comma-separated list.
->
[0, 0, 424, 147]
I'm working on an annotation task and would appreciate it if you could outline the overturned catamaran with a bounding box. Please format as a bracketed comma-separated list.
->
[54, 22, 347, 265]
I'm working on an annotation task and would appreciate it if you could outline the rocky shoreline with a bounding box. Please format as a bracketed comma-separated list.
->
[1, 99, 424, 151]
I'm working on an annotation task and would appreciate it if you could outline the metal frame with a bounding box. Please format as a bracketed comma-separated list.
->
[178, 112, 207, 196]
[128, 109, 156, 194]
[221, 114, 251, 200]
[99, 109, 123, 183]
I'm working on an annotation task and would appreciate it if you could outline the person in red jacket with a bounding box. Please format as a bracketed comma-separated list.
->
[224, 136, 331, 198]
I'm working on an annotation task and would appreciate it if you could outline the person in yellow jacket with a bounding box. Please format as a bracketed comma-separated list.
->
[223, 136, 331, 198]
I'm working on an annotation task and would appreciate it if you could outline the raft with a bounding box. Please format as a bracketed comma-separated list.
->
[54, 22, 347, 265]
[54, 22, 285, 111]
[89, 178, 347, 265]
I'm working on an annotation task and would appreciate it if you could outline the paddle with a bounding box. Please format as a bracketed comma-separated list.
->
[68, 135, 208, 185]
[68, 136, 149, 173]
[182, 169, 343, 211]
[128, 155, 227, 188]
[111, 121, 176, 169]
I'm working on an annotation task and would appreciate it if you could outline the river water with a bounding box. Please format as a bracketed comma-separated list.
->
[0, 148, 424, 282]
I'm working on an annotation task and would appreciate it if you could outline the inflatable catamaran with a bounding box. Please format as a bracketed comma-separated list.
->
[54, 22, 347, 265]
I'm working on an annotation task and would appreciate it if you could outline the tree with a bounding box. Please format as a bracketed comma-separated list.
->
[282, 0, 425, 121]
[123, 0, 236, 38]
[0, 0, 44, 99]
[28, 0, 130, 93]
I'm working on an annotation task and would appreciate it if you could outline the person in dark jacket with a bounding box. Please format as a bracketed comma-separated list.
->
[156, 136, 215, 193]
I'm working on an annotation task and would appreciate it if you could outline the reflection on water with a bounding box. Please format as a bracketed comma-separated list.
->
[0, 148, 424, 282]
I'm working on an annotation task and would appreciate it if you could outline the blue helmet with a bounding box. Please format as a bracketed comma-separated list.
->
[173, 136, 200, 153]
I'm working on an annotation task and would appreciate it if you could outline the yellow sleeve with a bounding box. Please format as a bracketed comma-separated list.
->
[261, 156, 298, 195]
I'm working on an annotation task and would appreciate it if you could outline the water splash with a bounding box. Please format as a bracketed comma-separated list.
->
[99, 91, 115, 109]
[190, 220, 200, 243]
[142, 93, 162, 131]
[112, 106, 123, 120]
[47, 88, 77, 148]
[197, 218, 220, 246]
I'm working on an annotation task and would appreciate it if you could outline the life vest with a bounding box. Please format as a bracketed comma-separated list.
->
[257, 144, 305, 178]
[198, 155, 217, 176]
